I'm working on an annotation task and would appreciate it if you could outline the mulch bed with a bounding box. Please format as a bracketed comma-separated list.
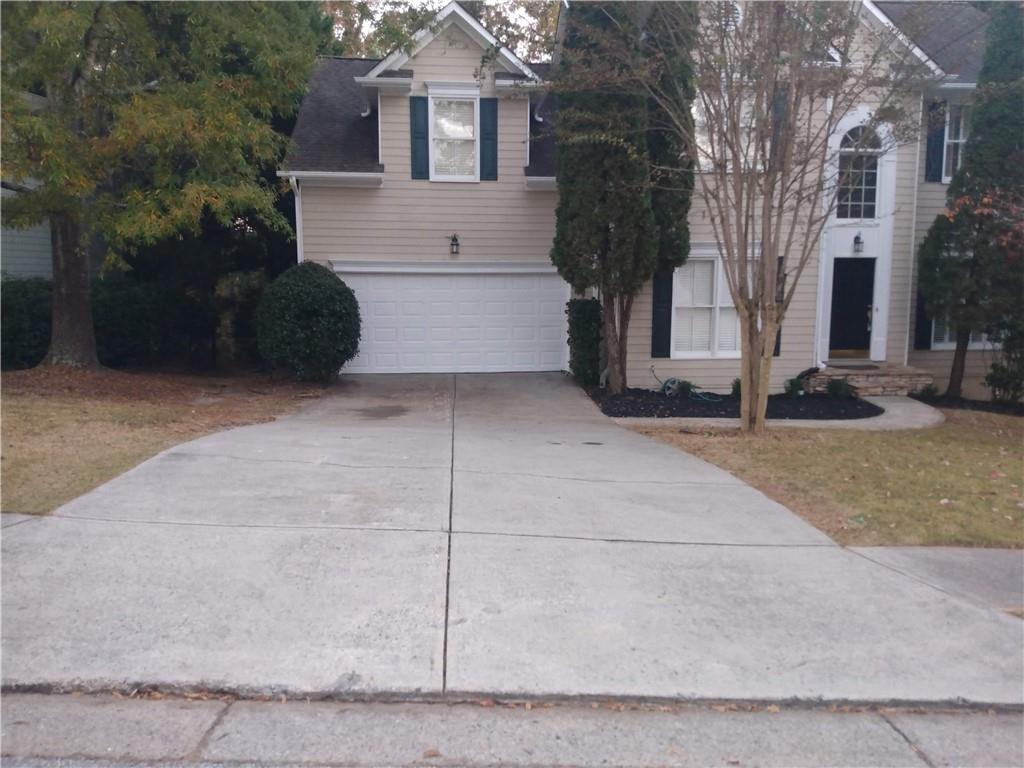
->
[589, 387, 884, 420]
[910, 394, 1024, 418]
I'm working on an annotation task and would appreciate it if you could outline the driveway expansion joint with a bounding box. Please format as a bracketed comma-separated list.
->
[441, 373, 457, 693]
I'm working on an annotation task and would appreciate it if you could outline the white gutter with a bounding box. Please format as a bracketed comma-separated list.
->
[277, 170, 384, 187]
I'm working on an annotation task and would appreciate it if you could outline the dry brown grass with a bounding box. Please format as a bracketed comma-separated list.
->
[635, 408, 1024, 547]
[1, 367, 322, 514]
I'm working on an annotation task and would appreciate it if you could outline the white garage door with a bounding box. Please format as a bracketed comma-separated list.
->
[335, 266, 568, 373]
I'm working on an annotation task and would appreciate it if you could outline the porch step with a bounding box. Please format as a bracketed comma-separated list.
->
[805, 364, 934, 397]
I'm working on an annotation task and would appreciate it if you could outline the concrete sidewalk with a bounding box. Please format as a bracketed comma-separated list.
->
[2, 374, 1022, 706]
[2, 694, 1022, 768]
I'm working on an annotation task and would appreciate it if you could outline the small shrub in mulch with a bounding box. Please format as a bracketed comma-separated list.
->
[910, 394, 1024, 418]
[589, 387, 884, 420]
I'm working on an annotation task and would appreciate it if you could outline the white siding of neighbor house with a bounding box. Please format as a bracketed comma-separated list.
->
[1, 188, 52, 278]
[906, 99, 993, 399]
[300, 23, 557, 267]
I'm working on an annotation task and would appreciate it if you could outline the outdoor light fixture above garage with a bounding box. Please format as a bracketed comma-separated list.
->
[450, 234, 460, 255]
[853, 232, 864, 253]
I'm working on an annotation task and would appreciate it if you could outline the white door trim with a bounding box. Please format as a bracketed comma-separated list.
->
[816, 107, 897, 363]
[330, 259, 560, 275]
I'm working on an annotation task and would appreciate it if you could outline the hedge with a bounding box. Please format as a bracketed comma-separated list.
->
[566, 297, 602, 385]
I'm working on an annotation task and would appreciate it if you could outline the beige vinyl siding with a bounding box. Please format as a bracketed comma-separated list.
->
[1, 190, 51, 278]
[886, 107, 921, 366]
[906, 98, 992, 398]
[300, 23, 556, 266]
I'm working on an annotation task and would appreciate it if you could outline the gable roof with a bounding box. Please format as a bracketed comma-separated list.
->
[281, 58, 383, 174]
[874, 1, 989, 83]
[364, 1, 540, 82]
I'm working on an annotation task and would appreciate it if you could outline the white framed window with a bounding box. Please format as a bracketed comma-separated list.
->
[942, 104, 969, 183]
[931, 317, 993, 351]
[836, 126, 882, 220]
[427, 85, 479, 182]
[672, 257, 740, 358]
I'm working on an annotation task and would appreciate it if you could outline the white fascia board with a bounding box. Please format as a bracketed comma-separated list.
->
[331, 259, 559, 275]
[353, 76, 413, 92]
[525, 176, 557, 191]
[862, 0, 945, 78]
[365, 1, 540, 82]
[277, 171, 384, 187]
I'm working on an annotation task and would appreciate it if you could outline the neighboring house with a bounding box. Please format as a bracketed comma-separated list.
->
[2, 95, 52, 279]
[1, 185, 52, 278]
[280, 0, 995, 396]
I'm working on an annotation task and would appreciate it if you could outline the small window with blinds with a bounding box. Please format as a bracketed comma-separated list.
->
[430, 97, 478, 182]
[672, 258, 741, 358]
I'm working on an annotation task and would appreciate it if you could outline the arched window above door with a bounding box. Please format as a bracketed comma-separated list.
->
[837, 126, 882, 219]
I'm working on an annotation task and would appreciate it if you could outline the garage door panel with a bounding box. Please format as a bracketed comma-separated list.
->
[337, 270, 567, 374]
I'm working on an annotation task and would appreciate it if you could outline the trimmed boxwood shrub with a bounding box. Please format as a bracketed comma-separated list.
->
[567, 297, 602, 385]
[256, 262, 361, 383]
[1, 276, 52, 370]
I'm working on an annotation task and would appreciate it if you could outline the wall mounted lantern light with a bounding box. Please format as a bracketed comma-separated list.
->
[450, 234, 460, 256]
[853, 232, 864, 254]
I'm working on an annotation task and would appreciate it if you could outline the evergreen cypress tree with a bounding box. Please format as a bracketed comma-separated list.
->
[550, 3, 694, 393]
[917, 2, 1024, 398]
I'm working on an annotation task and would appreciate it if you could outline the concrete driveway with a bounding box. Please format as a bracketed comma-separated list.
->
[3, 374, 1021, 704]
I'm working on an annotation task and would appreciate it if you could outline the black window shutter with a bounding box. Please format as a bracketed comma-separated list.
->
[410, 96, 429, 179]
[651, 267, 674, 358]
[924, 100, 946, 183]
[774, 258, 784, 357]
[480, 98, 498, 180]
[914, 288, 932, 350]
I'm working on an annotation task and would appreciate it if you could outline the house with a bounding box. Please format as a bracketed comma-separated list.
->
[279, 0, 995, 397]
[2, 94, 52, 280]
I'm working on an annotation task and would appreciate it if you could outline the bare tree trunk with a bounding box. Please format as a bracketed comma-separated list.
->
[602, 292, 635, 394]
[946, 326, 971, 398]
[44, 211, 99, 368]
[738, 312, 778, 434]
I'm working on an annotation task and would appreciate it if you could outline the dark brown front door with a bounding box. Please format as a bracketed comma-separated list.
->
[829, 257, 875, 357]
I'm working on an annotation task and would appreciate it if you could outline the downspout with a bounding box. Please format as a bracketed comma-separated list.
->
[288, 176, 304, 264]
[902, 93, 925, 365]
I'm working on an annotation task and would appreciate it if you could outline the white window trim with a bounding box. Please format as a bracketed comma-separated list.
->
[941, 104, 968, 184]
[670, 253, 742, 360]
[930, 319, 997, 352]
[427, 84, 480, 183]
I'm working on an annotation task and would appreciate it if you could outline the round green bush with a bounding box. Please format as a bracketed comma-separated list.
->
[1, 277, 52, 370]
[256, 262, 361, 382]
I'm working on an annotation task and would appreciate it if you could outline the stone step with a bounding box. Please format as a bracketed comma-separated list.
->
[805, 367, 934, 397]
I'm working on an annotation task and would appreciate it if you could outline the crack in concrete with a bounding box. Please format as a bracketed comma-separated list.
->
[879, 712, 936, 767]
[41, 512, 833, 549]
[453, 466, 744, 488]
[185, 699, 233, 762]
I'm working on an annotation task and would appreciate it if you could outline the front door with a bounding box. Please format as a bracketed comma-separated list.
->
[829, 257, 875, 357]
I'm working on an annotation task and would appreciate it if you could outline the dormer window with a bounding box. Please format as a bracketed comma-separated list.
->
[428, 86, 480, 182]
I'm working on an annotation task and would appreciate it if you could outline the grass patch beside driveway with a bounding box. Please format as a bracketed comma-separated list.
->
[2, 367, 319, 515]
[635, 408, 1023, 547]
